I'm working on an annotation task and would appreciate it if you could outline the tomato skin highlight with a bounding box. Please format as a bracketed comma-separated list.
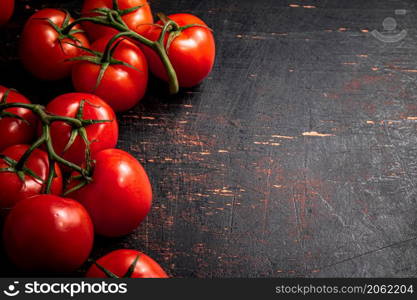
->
[81, 0, 153, 41]
[67, 148, 152, 237]
[72, 36, 148, 112]
[86, 249, 168, 278]
[0, 86, 37, 152]
[141, 13, 216, 87]
[0, 0, 14, 26]
[3, 195, 94, 272]
[19, 9, 90, 80]
[0, 145, 63, 210]
[45, 93, 118, 171]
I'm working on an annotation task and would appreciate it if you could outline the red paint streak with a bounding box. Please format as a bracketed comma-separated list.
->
[343, 75, 385, 92]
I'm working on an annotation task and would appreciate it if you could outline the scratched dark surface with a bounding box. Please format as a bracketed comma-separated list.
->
[1, 0, 417, 278]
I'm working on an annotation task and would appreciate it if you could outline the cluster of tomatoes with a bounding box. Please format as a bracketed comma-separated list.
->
[0, 0, 215, 277]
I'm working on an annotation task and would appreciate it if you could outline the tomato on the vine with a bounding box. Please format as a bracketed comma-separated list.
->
[0, 86, 37, 151]
[81, 0, 153, 41]
[86, 249, 168, 278]
[0, 0, 14, 26]
[20, 8, 90, 80]
[141, 13, 216, 87]
[45, 93, 118, 170]
[0, 144, 63, 210]
[72, 35, 148, 112]
[3, 195, 94, 272]
[67, 148, 152, 237]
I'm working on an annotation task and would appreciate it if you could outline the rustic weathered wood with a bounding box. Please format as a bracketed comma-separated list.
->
[1, 0, 417, 277]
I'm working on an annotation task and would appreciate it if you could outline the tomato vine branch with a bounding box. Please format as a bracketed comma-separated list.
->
[61, 11, 180, 94]
[0, 99, 110, 193]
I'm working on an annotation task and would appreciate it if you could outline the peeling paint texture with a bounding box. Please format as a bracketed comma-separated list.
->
[1, 0, 417, 278]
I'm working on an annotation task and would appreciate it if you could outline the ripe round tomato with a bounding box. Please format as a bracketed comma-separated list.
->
[3, 195, 94, 272]
[67, 148, 152, 237]
[141, 13, 216, 87]
[81, 0, 153, 41]
[45, 93, 118, 171]
[0, 144, 63, 210]
[72, 36, 148, 112]
[20, 9, 90, 80]
[0, 0, 14, 26]
[86, 249, 168, 278]
[0, 86, 37, 151]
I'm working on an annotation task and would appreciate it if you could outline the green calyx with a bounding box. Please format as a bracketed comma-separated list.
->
[91, 255, 141, 278]
[0, 89, 30, 124]
[0, 154, 44, 184]
[156, 13, 213, 54]
[86, 0, 145, 33]
[62, 99, 114, 196]
[36, 10, 84, 47]
[68, 33, 141, 92]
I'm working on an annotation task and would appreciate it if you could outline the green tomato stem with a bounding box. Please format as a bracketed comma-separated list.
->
[14, 136, 46, 171]
[61, 12, 180, 94]
[0, 101, 94, 189]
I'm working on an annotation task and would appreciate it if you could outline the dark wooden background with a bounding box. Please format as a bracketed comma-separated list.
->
[1, 0, 417, 278]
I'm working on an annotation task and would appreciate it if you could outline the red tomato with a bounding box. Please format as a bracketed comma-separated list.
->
[20, 9, 90, 80]
[141, 13, 215, 87]
[86, 249, 168, 278]
[0, 0, 14, 26]
[45, 93, 118, 171]
[3, 195, 94, 272]
[72, 36, 148, 112]
[67, 148, 152, 237]
[0, 86, 37, 151]
[81, 0, 153, 41]
[0, 144, 63, 210]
